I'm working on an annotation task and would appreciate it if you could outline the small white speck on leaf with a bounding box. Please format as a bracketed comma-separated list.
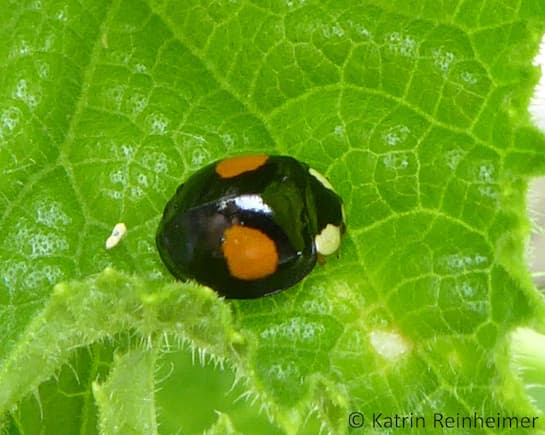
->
[369, 330, 410, 360]
[432, 47, 456, 73]
[105, 223, 127, 250]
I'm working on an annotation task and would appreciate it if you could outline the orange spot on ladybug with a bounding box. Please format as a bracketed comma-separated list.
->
[222, 225, 278, 280]
[215, 155, 268, 178]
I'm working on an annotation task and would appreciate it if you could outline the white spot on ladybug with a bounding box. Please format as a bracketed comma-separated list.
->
[105, 223, 127, 249]
[315, 223, 341, 256]
[308, 167, 335, 191]
[369, 330, 410, 360]
[226, 195, 272, 214]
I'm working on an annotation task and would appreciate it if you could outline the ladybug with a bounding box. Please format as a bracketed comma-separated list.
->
[156, 154, 345, 299]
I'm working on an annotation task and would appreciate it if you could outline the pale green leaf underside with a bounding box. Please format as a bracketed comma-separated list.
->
[2, 0, 545, 433]
[510, 328, 545, 414]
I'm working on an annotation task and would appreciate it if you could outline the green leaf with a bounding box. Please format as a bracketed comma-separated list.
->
[93, 346, 159, 435]
[0, 268, 240, 412]
[2, 0, 545, 433]
[510, 328, 545, 414]
[203, 413, 242, 435]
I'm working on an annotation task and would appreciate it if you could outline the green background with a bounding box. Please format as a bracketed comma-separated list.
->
[2, 0, 545, 433]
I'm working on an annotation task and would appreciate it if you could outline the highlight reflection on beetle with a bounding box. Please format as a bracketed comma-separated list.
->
[156, 154, 345, 299]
